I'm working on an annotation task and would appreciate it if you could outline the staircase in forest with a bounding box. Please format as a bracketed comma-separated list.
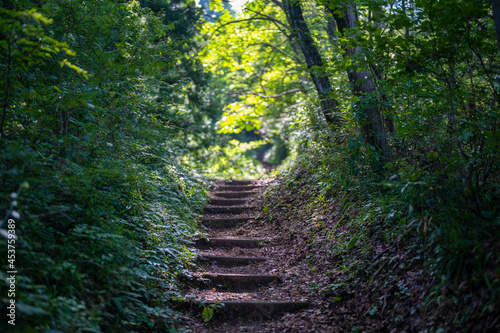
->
[186, 179, 308, 330]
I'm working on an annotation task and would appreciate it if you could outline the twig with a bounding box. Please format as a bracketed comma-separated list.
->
[252, 88, 304, 98]
[227, 88, 305, 99]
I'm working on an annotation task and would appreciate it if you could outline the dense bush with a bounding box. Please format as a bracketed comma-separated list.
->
[264, 99, 500, 329]
[1, 0, 499, 330]
[0, 1, 209, 331]
[201, 2, 500, 326]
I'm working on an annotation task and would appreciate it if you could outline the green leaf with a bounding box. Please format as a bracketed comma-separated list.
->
[201, 306, 214, 322]
[368, 306, 378, 316]
[385, 80, 395, 94]
[17, 302, 49, 315]
[347, 235, 358, 250]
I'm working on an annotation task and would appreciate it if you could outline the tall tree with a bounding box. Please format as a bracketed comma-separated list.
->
[283, 0, 341, 126]
[325, 1, 386, 152]
[492, 0, 500, 58]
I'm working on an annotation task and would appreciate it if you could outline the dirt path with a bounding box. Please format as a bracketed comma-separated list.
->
[180, 177, 500, 333]
[184, 179, 309, 332]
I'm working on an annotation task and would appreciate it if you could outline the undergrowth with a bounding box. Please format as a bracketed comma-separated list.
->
[0, 116, 209, 332]
[182, 139, 267, 179]
[0, 3, 209, 331]
[263, 124, 500, 331]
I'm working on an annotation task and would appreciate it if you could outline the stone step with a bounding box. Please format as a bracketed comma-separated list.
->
[204, 206, 257, 214]
[216, 185, 262, 192]
[195, 238, 267, 249]
[212, 191, 257, 199]
[200, 273, 279, 291]
[198, 255, 266, 267]
[196, 300, 309, 321]
[211, 179, 260, 186]
[200, 217, 252, 229]
[208, 198, 249, 206]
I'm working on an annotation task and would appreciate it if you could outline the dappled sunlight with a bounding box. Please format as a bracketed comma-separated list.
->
[1, 0, 499, 331]
[183, 139, 268, 179]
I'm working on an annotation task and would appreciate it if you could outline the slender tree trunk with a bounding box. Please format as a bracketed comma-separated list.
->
[325, 2, 387, 153]
[325, 16, 337, 49]
[370, 63, 396, 134]
[283, 0, 341, 126]
[492, 0, 500, 59]
[369, 12, 396, 134]
[1, 39, 12, 139]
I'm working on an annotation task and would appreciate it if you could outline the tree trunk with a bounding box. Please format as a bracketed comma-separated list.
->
[283, 0, 341, 126]
[368, 10, 396, 134]
[370, 63, 396, 134]
[325, 2, 387, 153]
[325, 16, 337, 48]
[492, 0, 500, 59]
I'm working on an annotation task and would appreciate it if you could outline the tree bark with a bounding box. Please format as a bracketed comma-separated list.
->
[283, 0, 341, 126]
[492, 0, 500, 59]
[325, 2, 387, 153]
[370, 62, 396, 134]
[325, 14, 338, 47]
[369, 11, 396, 135]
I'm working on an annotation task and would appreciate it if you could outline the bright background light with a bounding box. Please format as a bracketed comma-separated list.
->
[230, 0, 248, 13]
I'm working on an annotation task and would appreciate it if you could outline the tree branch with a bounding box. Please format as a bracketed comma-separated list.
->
[210, 16, 286, 39]
[244, 7, 289, 29]
[249, 41, 304, 65]
[270, 0, 285, 12]
[253, 88, 304, 98]
[228, 88, 304, 98]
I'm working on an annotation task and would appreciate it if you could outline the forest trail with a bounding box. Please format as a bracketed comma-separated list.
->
[185, 179, 309, 332]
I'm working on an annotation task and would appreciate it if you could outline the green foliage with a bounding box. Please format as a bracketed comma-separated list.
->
[256, 0, 500, 323]
[0, 1, 210, 331]
[269, 111, 499, 328]
[183, 139, 267, 179]
[1, 0, 499, 330]
[249, 0, 499, 298]
[198, 0, 308, 166]
[199, 301, 224, 322]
